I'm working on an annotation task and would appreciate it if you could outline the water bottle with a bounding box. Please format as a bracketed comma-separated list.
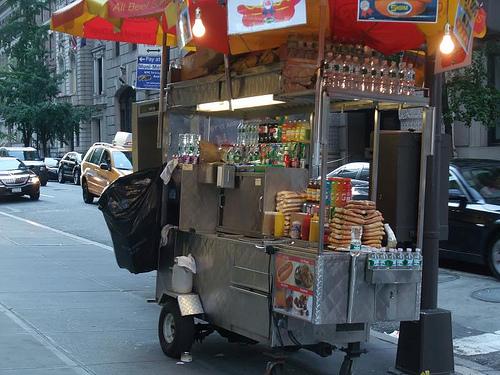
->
[386, 248, 395, 269]
[388, 61, 398, 95]
[379, 248, 388, 269]
[368, 249, 377, 269]
[405, 248, 414, 269]
[350, 56, 360, 90]
[379, 60, 389, 94]
[396, 248, 405, 269]
[360, 57, 370, 92]
[398, 62, 407, 95]
[413, 248, 423, 270]
[406, 63, 416, 95]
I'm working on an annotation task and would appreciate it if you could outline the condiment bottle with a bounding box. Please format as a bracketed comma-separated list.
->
[309, 214, 320, 242]
[301, 214, 311, 240]
[274, 212, 285, 237]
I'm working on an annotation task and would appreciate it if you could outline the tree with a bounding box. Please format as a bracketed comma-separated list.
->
[442, 45, 500, 135]
[0, 0, 88, 154]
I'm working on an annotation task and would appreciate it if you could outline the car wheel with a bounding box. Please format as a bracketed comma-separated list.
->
[30, 191, 40, 201]
[40, 179, 47, 187]
[58, 168, 65, 184]
[82, 180, 94, 204]
[73, 170, 80, 185]
[487, 236, 500, 280]
[158, 300, 195, 359]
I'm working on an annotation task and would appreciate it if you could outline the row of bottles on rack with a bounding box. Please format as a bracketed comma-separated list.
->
[177, 133, 200, 164]
[367, 248, 422, 270]
[324, 44, 416, 96]
[226, 118, 310, 167]
[236, 118, 311, 145]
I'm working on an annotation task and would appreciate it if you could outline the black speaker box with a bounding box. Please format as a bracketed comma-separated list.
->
[374, 131, 450, 243]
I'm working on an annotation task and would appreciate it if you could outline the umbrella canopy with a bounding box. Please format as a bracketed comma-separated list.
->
[51, 0, 176, 46]
[53, 0, 488, 57]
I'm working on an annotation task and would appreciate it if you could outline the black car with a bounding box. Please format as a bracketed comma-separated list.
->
[44, 157, 60, 181]
[0, 157, 40, 200]
[331, 160, 500, 279]
[442, 159, 500, 279]
[58, 152, 83, 185]
[0, 147, 48, 186]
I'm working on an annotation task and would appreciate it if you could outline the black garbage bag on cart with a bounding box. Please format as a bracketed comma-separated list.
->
[98, 167, 162, 274]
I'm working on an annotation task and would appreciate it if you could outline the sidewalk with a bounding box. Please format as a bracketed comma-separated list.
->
[0, 212, 497, 375]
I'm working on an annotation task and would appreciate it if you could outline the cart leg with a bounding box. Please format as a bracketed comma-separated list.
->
[265, 360, 285, 375]
[339, 342, 364, 375]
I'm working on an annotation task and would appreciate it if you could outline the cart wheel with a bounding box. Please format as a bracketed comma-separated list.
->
[339, 357, 354, 375]
[158, 299, 195, 359]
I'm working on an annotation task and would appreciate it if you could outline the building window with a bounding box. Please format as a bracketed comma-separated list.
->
[115, 42, 120, 57]
[69, 53, 76, 95]
[58, 56, 65, 95]
[94, 57, 104, 95]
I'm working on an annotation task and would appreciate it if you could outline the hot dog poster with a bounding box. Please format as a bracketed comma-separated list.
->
[227, 0, 307, 35]
[273, 253, 315, 321]
[358, 0, 438, 23]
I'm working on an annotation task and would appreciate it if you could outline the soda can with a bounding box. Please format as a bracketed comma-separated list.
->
[290, 221, 301, 239]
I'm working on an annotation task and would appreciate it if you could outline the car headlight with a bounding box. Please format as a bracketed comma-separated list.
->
[29, 175, 40, 183]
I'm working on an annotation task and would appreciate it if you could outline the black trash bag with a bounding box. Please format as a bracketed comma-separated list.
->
[98, 167, 162, 274]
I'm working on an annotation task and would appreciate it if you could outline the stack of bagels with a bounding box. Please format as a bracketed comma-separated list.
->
[328, 200, 384, 250]
[276, 191, 307, 235]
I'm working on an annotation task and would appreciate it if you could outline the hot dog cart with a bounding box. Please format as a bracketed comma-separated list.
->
[136, 61, 433, 375]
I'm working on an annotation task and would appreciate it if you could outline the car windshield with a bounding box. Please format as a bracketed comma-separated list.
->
[45, 158, 58, 167]
[0, 159, 25, 171]
[112, 151, 133, 170]
[460, 165, 500, 204]
[7, 150, 41, 161]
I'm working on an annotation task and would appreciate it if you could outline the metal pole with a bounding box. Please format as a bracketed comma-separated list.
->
[311, 0, 328, 179]
[370, 107, 380, 202]
[157, 34, 169, 149]
[421, 73, 442, 310]
[318, 89, 330, 254]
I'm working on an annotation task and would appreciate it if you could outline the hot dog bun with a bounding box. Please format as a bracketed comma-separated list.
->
[277, 261, 293, 282]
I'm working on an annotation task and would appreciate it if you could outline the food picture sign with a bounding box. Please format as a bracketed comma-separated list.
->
[227, 0, 307, 35]
[358, 0, 438, 23]
[273, 253, 315, 322]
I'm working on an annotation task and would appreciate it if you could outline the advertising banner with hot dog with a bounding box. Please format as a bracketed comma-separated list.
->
[274, 253, 315, 322]
[227, 0, 307, 35]
[358, 0, 438, 23]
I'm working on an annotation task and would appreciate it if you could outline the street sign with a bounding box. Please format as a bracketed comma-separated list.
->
[136, 44, 161, 90]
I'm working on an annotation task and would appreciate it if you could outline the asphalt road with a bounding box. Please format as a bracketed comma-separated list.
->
[0, 182, 499, 373]
[0, 181, 112, 247]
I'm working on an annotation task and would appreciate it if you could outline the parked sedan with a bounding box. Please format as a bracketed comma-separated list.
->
[330, 160, 500, 279]
[0, 157, 40, 200]
[44, 157, 60, 181]
[442, 159, 500, 279]
[58, 152, 83, 185]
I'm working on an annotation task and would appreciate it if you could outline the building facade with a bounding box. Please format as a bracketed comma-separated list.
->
[0, 0, 159, 156]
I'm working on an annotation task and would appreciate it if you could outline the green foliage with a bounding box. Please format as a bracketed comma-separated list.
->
[0, 0, 89, 153]
[443, 48, 500, 129]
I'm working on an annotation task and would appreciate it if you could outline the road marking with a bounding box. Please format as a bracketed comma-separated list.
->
[4, 206, 21, 213]
[41, 193, 55, 198]
[454, 332, 500, 356]
[0, 211, 113, 252]
[0, 302, 93, 375]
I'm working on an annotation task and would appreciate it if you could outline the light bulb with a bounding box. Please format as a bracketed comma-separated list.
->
[440, 23, 455, 55]
[192, 7, 205, 38]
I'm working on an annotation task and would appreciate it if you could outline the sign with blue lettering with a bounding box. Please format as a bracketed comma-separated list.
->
[136, 55, 161, 90]
[357, 0, 438, 23]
